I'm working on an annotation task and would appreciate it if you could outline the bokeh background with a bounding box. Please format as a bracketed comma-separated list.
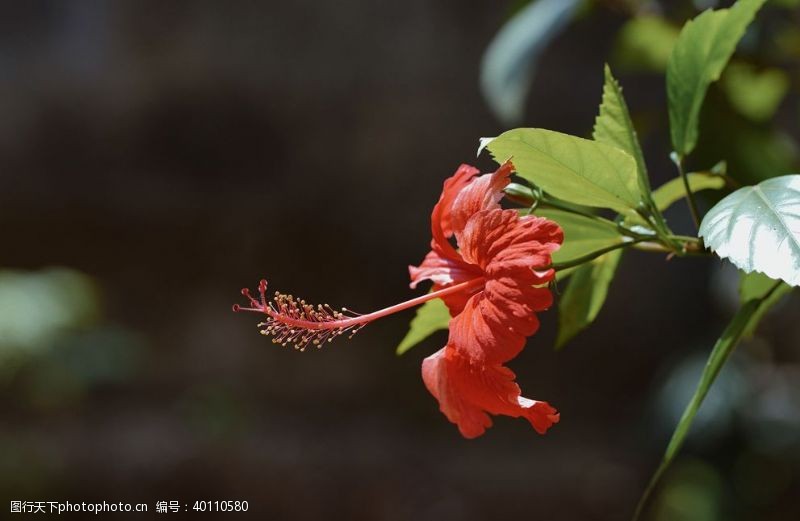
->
[1, 1, 800, 519]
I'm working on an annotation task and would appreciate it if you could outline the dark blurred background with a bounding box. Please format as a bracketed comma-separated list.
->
[1, 1, 799, 519]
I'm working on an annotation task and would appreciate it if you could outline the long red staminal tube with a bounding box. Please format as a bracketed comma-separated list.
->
[233, 277, 485, 351]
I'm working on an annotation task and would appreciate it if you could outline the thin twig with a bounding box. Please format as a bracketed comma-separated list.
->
[672, 152, 701, 230]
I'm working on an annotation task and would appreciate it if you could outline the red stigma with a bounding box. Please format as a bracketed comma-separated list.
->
[233, 279, 366, 352]
[233, 278, 484, 353]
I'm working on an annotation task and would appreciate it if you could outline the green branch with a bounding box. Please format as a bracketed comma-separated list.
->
[549, 239, 645, 271]
[671, 152, 701, 230]
[632, 279, 784, 520]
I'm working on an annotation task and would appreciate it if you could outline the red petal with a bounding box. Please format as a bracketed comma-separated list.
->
[430, 282, 473, 317]
[450, 161, 514, 243]
[408, 249, 479, 290]
[408, 249, 482, 315]
[425, 162, 514, 260]
[429, 164, 479, 259]
[448, 279, 552, 364]
[422, 347, 559, 439]
[441, 209, 561, 363]
[409, 164, 484, 313]
[460, 209, 563, 276]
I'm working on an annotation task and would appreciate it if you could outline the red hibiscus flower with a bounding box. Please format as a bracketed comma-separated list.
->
[409, 162, 563, 438]
[234, 162, 563, 438]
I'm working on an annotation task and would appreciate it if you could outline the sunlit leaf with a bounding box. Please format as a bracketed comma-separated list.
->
[593, 65, 652, 201]
[487, 128, 642, 215]
[396, 298, 450, 355]
[549, 67, 645, 349]
[536, 209, 624, 263]
[477, 137, 495, 157]
[555, 249, 622, 349]
[699, 175, 800, 286]
[480, 0, 582, 124]
[667, 0, 766, 156]
[652, 173, 726, 212]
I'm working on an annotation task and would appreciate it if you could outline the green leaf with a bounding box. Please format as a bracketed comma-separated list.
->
[667, 0, 766, 156]
[487, 128, 642, 215]
[633, 289, 778, 520]
[739, 271, 793, 337]
[699, 175, 800, 286]
[652, 173, 725, 212]
[480, 0, 582, 124]
[555, 249, 622, 349]
[536, 209, 625, 264]
[593, 65, 652, 201]
[722, 63, 790, 122]
[395, 298, 450, 355]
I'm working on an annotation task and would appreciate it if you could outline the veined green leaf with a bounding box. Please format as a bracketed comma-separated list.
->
[739, 271, 793, 337]
[699, 175, 800, 287]
[634, 287, 778, 520]
[549, 67, 642, 349]
[652, 173, 725, 212]
[536, 209, 625, 264]
[487, 128, 642, 215]
[555, 249, 622, 349]
[395, 298, 450, 355]
[667, 0, 766, 156]
[594, 65, 652, 200]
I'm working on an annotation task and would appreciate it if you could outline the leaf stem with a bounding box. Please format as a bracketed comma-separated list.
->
[631, 279, 783, 521]
[505, 183, 705, 257]
[540, 199, 616, 226]
[672, 152, 701, 230]
[550, 238, 645, 271]
[693, 166, 741, 190]
[666, 235, 707, 255]
[505, 184, 619, 228]
[630, 241, 671, 253]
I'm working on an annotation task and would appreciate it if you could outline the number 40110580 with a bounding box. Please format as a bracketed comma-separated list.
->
[192, 500, 249, 512]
